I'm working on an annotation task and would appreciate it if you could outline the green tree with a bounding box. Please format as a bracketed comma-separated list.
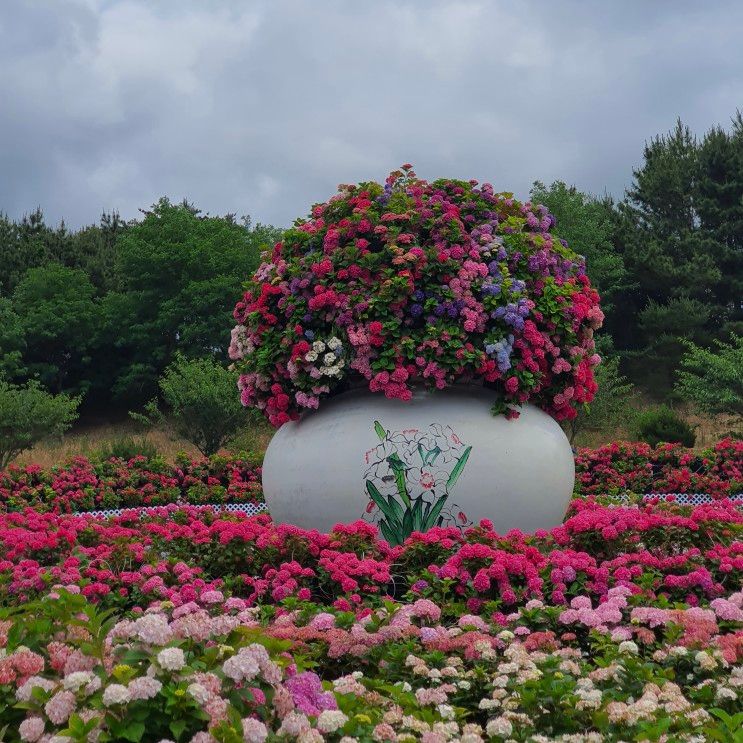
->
[0, 380, 80, 468]
[135, 355, 248, 457]
[676, 335, 743, 418]
[695, 112, 743, 335]
[636, 297, 711, 394]
[105, 199, 281, 402]
[0, 208, 74, 296]
[0, 298, 26, 381]
[530, 181, 629, 315]
[64, 212, 127, 294]
[12, 265, 99, 394]
[615, 118, 734, 395]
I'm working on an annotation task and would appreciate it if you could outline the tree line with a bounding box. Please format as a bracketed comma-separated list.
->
[0, 113, 741, 438]
[0, 199, 281, 411]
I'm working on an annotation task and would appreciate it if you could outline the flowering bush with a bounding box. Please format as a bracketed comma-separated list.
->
[575, 438, 743, 499]
[0, 455, 262, 514]
[230, 165, 603, 426]
[0, 499, 740, 741]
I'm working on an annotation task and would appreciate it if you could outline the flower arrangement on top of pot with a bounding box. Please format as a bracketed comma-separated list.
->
[230, 165, 603, 426]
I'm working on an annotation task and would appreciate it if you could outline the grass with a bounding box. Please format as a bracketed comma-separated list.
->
[17, 418, 274, 468]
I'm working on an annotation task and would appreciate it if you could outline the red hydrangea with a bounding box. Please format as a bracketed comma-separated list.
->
[231, 165, 603, 425]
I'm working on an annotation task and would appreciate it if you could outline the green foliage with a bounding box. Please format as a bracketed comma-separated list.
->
[614, 114, 743, 395]
[530, 180, 629, 315]
[633, 404, 696, 448]
[3, 110, 743, 411]
[94, 435, 159, 462]
[695, 112, 743, 333]
[0, 298, 26, 381]
[676, 334, 743, 417]
[0, 380, 80, 468]
[105, 199, 282, 403]
[563, 356, 637, 445]
[0, 208, 125, 297]
[142, 354, 248, 457]
[633, 297, 712, 393]
[11, 264, 99, 394]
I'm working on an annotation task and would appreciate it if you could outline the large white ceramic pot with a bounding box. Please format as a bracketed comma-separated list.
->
[262, 386, 574, 540]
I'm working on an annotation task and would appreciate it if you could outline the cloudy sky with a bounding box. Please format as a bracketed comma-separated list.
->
[2, 0, 742, 229]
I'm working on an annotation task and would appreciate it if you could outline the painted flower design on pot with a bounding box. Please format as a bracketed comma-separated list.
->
[363, 420, 472, 545]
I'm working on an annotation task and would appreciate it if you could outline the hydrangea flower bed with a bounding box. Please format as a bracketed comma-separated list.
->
[575, 439, 743, 500]
[0, 456, 262, 514]
[2, 438, 738, 517]
[230, 166, 603, 425]
[0, 500, 740, 741]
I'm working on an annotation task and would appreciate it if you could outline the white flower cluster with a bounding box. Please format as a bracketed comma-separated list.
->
[304, 337, 345, 378]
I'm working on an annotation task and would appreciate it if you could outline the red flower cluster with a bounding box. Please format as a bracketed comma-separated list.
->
[0, 500, 739, 615]
[0, 455, 262, 513]
[575, 438, 743, 498]
[231, 166, 603, 425]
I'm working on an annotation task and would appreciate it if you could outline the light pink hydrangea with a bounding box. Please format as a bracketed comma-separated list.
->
[128, 676, 163, 700]
[19, 717, 45, 743]
[241, 718, 269, 743]
[44, 690, 76, 724]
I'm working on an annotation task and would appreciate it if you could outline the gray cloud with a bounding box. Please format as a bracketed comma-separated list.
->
[2, 0, 742, 229]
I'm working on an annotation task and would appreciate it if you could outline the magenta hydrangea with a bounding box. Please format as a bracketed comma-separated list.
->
[231, 165, 603, 426]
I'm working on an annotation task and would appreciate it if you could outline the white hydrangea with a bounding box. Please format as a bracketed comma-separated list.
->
[63, 671, 95, 691]
[16, 676, 55, 702]
[312, 341, 326, 353]
[715, 686, 737, 701]
[157, 647, 186, 671]
[327, 337, 342, 350]
[304, 351, 318, 362]
[322, 352, 336, 365]
[486, 716, 513, 737]
[618, 640, 639, 655]
[102, 683, 131, 706]
[695, 651, 717, 670]
[437, 704, 455, 719]
[316, 710, 349, 733]
[187, 682, 211, 705]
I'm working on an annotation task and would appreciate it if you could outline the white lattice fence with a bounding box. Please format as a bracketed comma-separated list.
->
[598, 493, 743, 506]
[78, 502, 269, 519]
[67, 493, 743, 520]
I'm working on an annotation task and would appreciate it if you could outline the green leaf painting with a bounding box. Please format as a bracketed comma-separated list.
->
[363, 421, 473, 546]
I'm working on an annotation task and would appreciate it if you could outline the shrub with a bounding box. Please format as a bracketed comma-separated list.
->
[676, 334, 743, 419]
[634, 405, 696, 448]
[231, 165, 603, 426]
[94, 435, 159, 462]
[0, 380, 79, 468]
[135, 355, 248, 457]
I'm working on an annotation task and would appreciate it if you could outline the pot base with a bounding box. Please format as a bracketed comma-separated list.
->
[262, 387, 574, 537]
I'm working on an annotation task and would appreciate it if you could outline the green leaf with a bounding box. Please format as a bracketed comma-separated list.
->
[170, 719, 188, 739]
[365, 481, 402, 526]
[121, 721, 146, 742]
[423, 494, 449, 530]
[386, 453, 411, 508]
[374, 420, 387, 441]
[387, 495, 405, 524]
[402, 508, 414, 539]
[424, 446, 442, 465]
[446, 446, 472, 491]
[411, 497, 424, 531]
[379, 519, 400, 546]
